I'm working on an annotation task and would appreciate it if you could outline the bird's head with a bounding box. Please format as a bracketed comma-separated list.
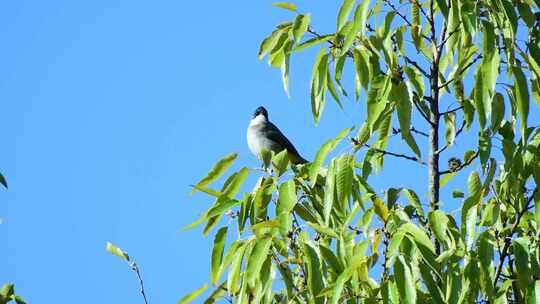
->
[252, 106, 268, 120]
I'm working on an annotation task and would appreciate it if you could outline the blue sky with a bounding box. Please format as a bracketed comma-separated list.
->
[0, 1, 533, 303]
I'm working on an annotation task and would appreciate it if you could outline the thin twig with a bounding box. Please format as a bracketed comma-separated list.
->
[405, 56, 430, 78]
[439, 106, 464, 116]
[437, 23, 461, 49]
[353, 139, 426, 165]
[130, 262, 149, 304]
[412, 96, 433, 125]
[439, 151, 478, 175]
[438, 54, 483, 90]
[392, 127, 429, 137]
[307, 27, 353, 58]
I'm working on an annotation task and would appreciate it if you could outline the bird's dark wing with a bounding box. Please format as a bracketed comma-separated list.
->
[264, 121, 307, 164]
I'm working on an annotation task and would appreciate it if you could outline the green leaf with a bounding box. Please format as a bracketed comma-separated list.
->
[444, 112, 456, 147]
[341, 0, 371, 56]
[302, 241, 325, 304]
[490, 92, 505, 132]
[473, 21, 499, 129]
[258, 28, 286, 60]
[319, 244, 344, 273]
[394, 256, 417, 304]
[367, 75, 392, 132]
[399, 223, 436, 254]
[331, 257, 364, 304]
[404, 66, 424, 98]
[513, 237, 532, 289]
[309, 127, 351, 183]
[0, 172, 7, 189]
[191, 153, 238, 195]
[106, 242, 130, 261]
[222, 167, 250, 198]
[189, 185, 221, 197]
[429, 210, 449, 243]
[210, 227, 228, 285]
[464, 204, 478, 251]
[306, 222, 338, 238]
[292, 14, 311, 43]
[404, 188, 424, 218]
[336, 154, 353, 211]
[353, 48, 370, 93]
[272, 2, 297, 11]
[334, 55, 348, 96]
[0, 284, 14, 298]
[246, 237, 273, 287]
[178, 283, 209, 304]
[337, 0, 355, 32]
[227, 241, 250, 294]
[271, 150, 290, 176]
[452, 190, 464, 198]
[440, 172, 456, 188]
[203, 281, 227, 304]
[281, 41, 292, 98]
[394, 82, 421, 156]
[373, 196, 389, 222]
[206, 199, 240, 219]
[310, 48, 329, 123]
[468, 171, 482, 198]
[277, 180, 296, 215]
[293, 35, 333, 52]
[512, 66, 529, 143]
[478, 130, 491, 166]
[217, 240, 243, 281]
[323, 159, 336, 225]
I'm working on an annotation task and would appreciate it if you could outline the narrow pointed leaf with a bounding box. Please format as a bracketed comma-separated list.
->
[191, 153, 238, 195]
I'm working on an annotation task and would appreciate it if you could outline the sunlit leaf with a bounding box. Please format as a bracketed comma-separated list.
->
[394, 256, 416, 304]
[272, 2, 297, 11]
[106, 242, 130, 262]
[292, 14, 311, 43]
[246, 237, 273, 287]
[210, 227, 228, 284]
[512, 66, 529, 143]
[191, 153, 238, 195]
[309, 127, 351, 184]
[178, 283, 209, 304]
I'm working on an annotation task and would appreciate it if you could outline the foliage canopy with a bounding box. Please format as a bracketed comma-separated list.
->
[186, 0, 540, 303]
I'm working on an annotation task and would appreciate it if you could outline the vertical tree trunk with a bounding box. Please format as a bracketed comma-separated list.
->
[429, 0, 441, 254]
[428, 100, 440, 211]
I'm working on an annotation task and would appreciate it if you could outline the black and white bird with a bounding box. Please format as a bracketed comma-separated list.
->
[247, 106, 308, 165]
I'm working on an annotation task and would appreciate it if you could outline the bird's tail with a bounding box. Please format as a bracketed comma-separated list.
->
[288, 151, 308, 165]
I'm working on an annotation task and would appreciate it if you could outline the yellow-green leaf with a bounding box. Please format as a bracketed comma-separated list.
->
[191, 153, 238, 195]
[178, 283, 208, 304]
[106, 242, 130, 262]
[272, 2, 297, 11]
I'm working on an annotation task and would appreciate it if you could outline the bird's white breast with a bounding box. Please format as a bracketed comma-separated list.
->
[247, 114, 266, 159]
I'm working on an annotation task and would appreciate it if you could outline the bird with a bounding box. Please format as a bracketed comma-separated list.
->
[247, 106, 308, 165]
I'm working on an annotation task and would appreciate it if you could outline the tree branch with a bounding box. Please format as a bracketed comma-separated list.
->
[129, 261, 149, 304]
[307, 27, 353, 58]
[439, 106, 463, 116]
[392, 127, 429, 137]
[439, 150, 478, 175]
[355, 140, 427, 165]
[438, 54, 482, 90]
[404, 56, 430, 78]
[437, 23, 461, 49]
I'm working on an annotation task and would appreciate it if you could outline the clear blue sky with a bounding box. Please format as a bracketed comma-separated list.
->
[0, 1, 531, 303]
